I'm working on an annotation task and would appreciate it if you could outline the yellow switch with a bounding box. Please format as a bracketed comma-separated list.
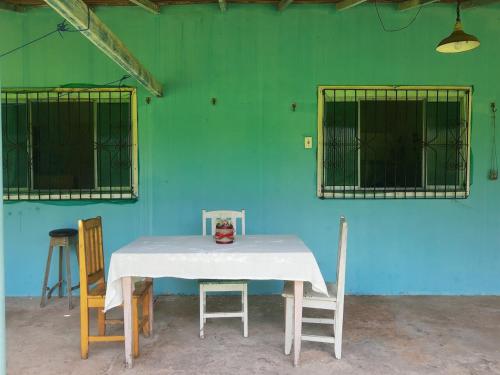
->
[304, 136, 313, 149]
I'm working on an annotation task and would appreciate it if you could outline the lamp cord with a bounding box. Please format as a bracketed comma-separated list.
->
[374, 0, 423, 32]
[491, 103, 498, 176]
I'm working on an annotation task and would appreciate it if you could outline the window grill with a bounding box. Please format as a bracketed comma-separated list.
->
[1, 88, 138, 201]
[317, 86, 471, 199]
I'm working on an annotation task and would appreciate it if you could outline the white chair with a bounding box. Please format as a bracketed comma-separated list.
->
[199, 209, 248, 339]
[282, 216, 348, 359]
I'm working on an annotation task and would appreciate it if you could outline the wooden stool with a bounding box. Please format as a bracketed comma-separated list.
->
[40, 228, 79, 309]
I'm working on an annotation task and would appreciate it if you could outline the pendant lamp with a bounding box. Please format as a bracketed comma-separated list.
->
[436, 0, 480, 53]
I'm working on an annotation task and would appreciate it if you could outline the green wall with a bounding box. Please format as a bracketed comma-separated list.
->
[0, 4, 499, 296]
[0, 85, 5, 374]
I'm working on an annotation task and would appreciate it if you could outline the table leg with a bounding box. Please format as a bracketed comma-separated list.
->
[293, 281, 303, 367]
[122, 276, 134, 368]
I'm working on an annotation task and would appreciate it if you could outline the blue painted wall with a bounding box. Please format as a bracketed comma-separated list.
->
[0, 4, 499, 296]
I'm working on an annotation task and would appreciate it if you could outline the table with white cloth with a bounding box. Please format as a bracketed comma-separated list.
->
[104, 234, 328, 368]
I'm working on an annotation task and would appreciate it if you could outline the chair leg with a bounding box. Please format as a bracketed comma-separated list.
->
[97, 308, 106, 336]
[146, 279, 154, 336]
[203, 288, 207, 324]
[64, 247, 74, 309]
[58, 246, 63, 298]
[332, 315, 336, 337]
[243, 285, 248, 338]
[199, 286, 205, 339]
[241, 288, 244, 323]
[80, 304, 89, 359]
[284, 297, 293, 355]
[132, 298, 139, 358]
[142, 288, 151, 337]
[40, 244, 54, 308]
[334, 306, 344, 360]
[203, 296, 207, 324]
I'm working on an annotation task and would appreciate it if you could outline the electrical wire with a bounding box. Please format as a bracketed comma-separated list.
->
[374, 0, 423, 32]
[108, 75, 131, 87]
[57, 74, 132, 98]
[0, 9, 132, 90]
[0, 9, 91, 59]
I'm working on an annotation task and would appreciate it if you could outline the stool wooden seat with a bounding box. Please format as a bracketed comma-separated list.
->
[40, 228, 79, 309]
[49, 228, 77, 237]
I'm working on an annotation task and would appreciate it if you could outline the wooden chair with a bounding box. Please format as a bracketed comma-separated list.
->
[78, 216, 153, 359]
[199, 209, 248, 338]
[282, 216, 348, 359]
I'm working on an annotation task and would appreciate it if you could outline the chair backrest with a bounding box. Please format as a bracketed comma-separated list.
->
[78, 216, 106, 295]
[202, 209, 246, 236]
[336, 216, 348, 304]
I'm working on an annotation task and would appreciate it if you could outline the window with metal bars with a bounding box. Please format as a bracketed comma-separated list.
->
[317, 86, 471, 199]
[1, 88, 138, 200]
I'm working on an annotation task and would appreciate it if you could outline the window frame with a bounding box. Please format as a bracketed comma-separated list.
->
[316, 85, 472, 199]
[2, 87, 139, 201]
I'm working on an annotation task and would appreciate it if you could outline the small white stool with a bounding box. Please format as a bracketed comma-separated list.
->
[199, 280, 248, 338]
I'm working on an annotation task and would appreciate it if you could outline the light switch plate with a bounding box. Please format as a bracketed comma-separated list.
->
[304, 136, 313, 149]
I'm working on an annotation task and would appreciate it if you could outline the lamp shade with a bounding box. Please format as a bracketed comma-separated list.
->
[436, 21, 480, 53]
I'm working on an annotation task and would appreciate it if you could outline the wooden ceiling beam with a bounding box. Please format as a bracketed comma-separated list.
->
[398, 0, 438, 11]
[335, 0, 367, 11]
[0, 1, 24, 11]
[218, 0, 226, 11]
[128, 0, 160, 14]
[12, 0, 500, 9]
[43, 0, 163, 96]
[461, 0, 499, 9]
[277, 0, 293, 11]
[11, 0, 492, 6]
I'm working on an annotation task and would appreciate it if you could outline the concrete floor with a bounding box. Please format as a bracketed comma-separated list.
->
[6, 295, 500, 375]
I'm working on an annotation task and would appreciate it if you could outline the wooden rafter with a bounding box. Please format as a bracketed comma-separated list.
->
[6, 0, 500, 10]
[398, 0, 438, 11]
[461, 0, 499, 9]
[218, 0, 226, 11]
[43, 0, 163, 97]
[128, 0, 159, 14]
[335, 0, 367, 11]
[277, 0, 294, 11]
[0, 1, 24, 11]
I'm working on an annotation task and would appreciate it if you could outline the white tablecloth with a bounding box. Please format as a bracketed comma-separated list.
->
[105, 235, 327, 312]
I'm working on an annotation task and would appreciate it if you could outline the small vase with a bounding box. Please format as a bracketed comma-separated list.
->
[215, 227, 234, 244]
